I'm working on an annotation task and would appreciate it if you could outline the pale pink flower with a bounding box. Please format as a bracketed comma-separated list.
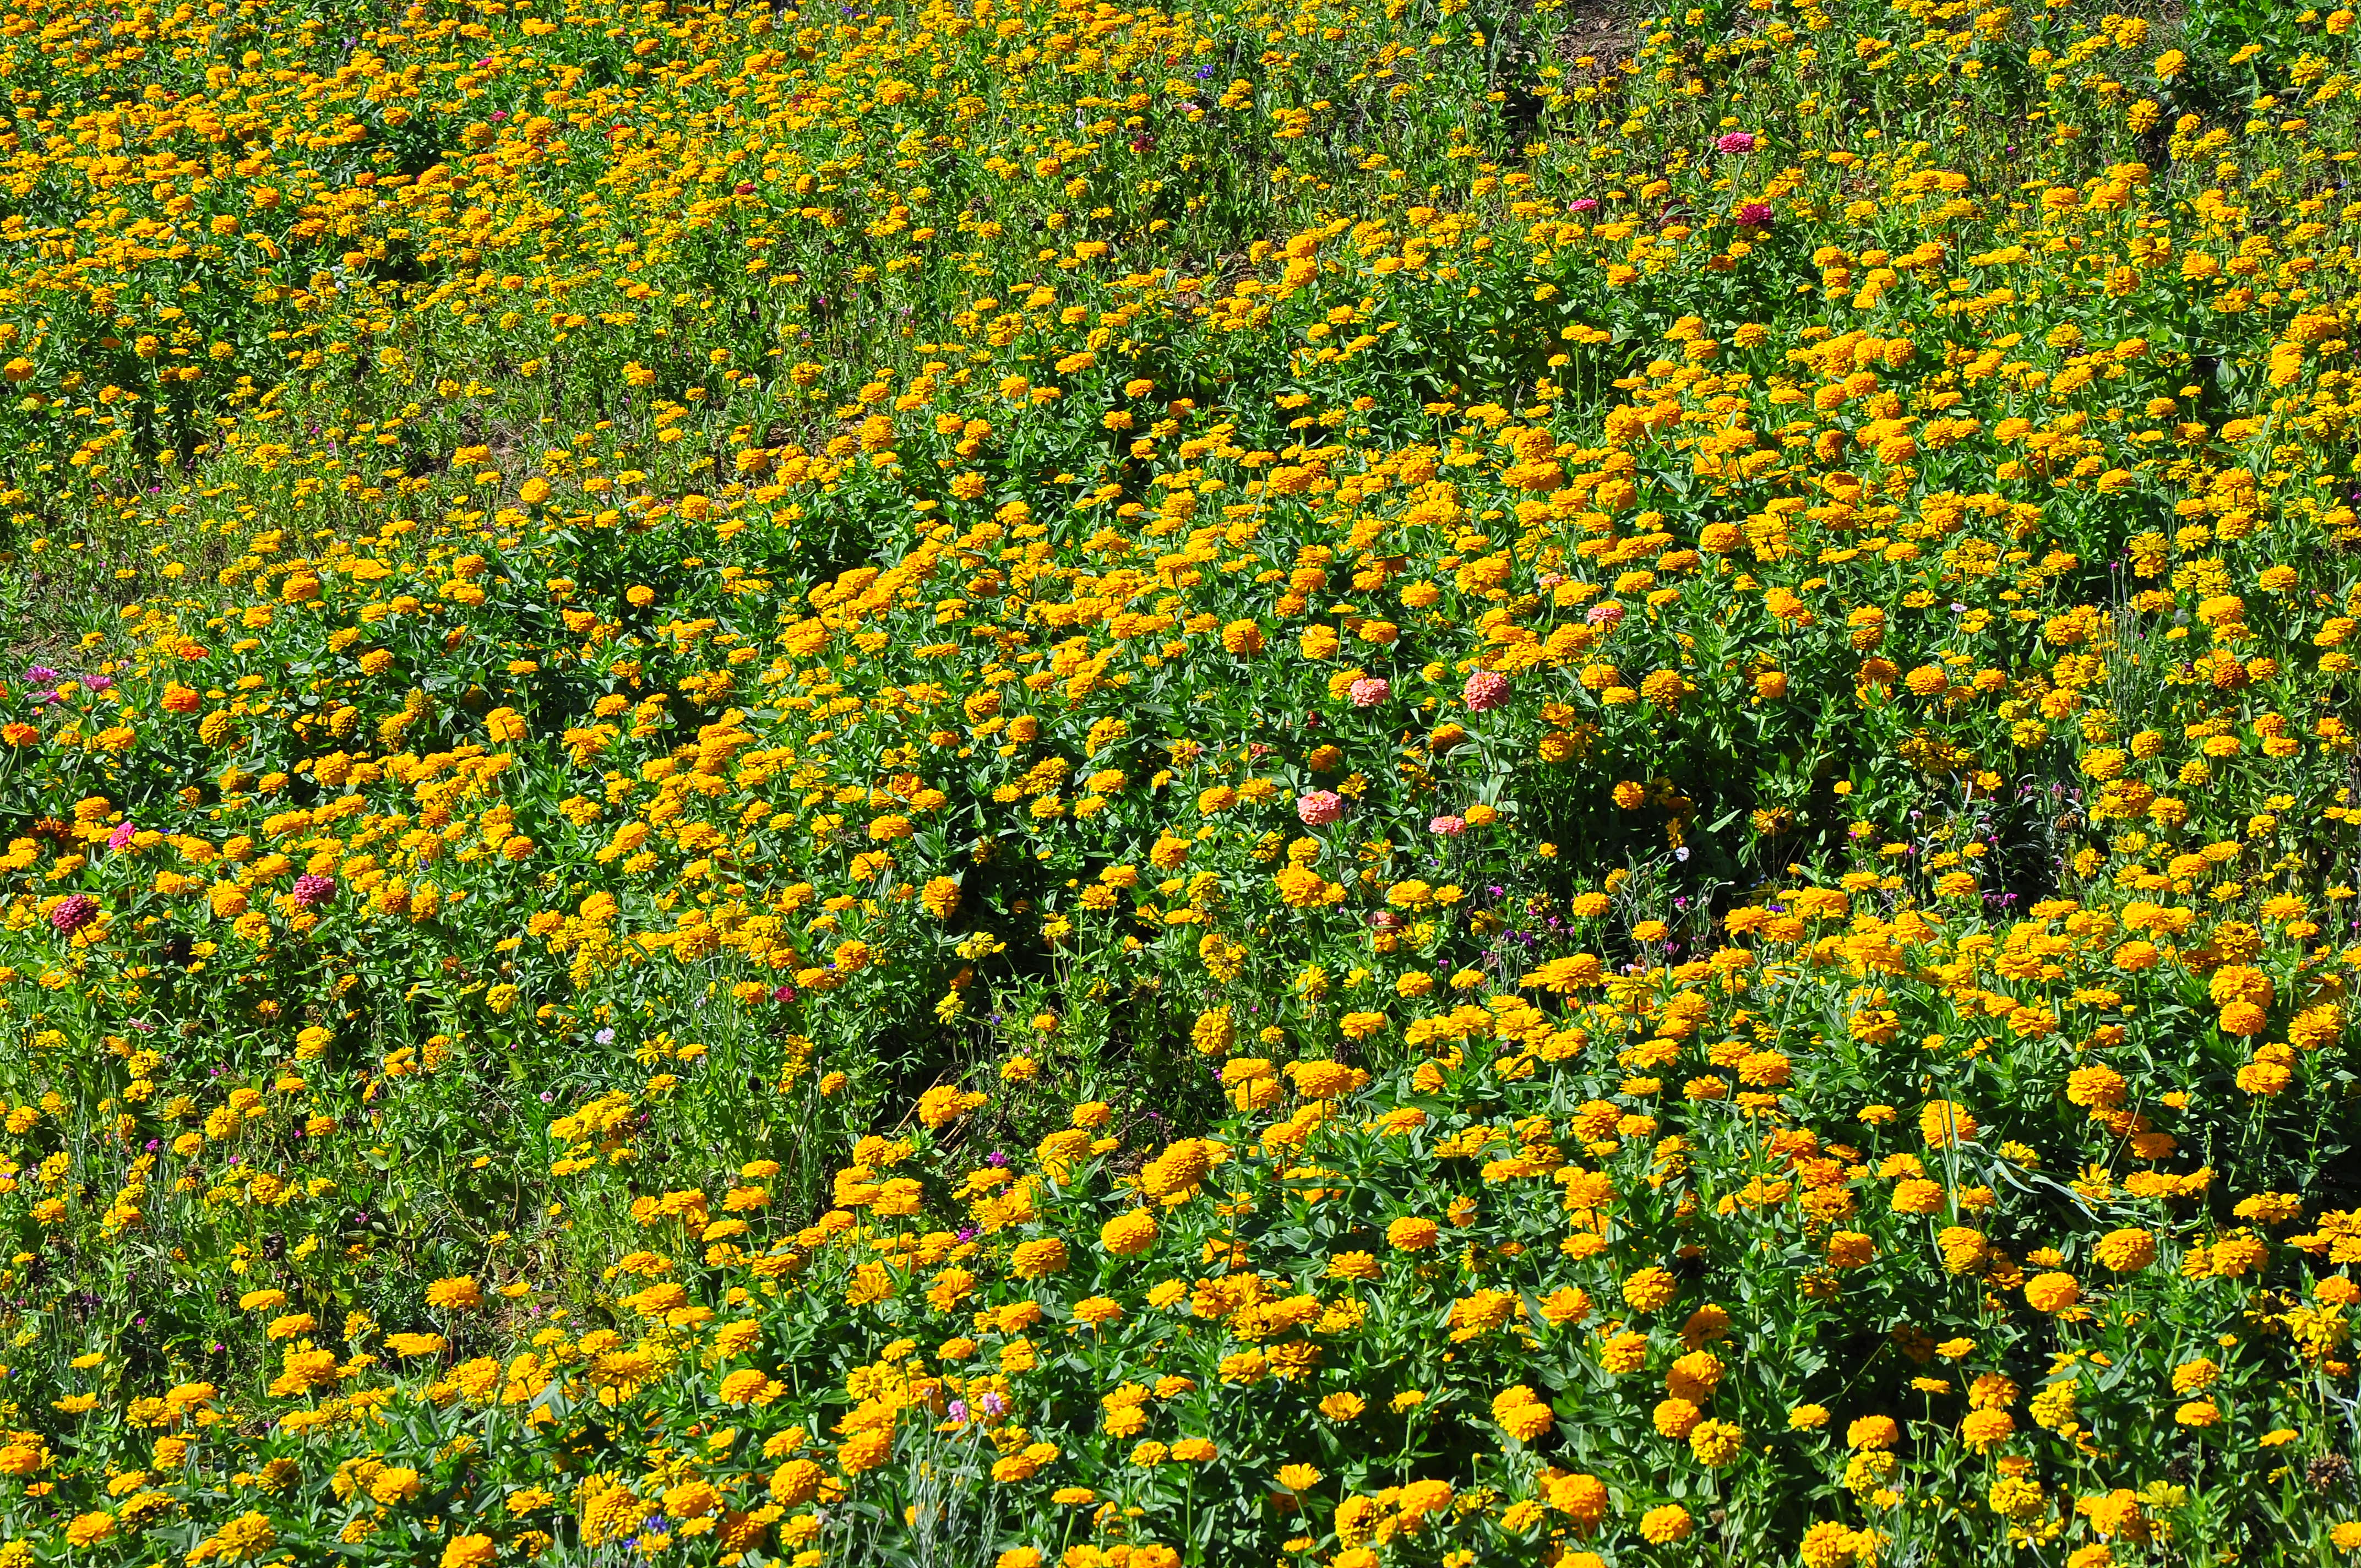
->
[1462, 671, 1511, 712]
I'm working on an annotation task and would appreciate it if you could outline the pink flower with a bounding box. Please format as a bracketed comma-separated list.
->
[1738, 202, 1775, 228]
[1569, 198, 1599, 213]
[1430, 815, 1466, 837]
[1347, 677, 1391, 708]
[1586, 602, 1625, 628]
[292, 874, 335, 910]
[1297, 791, 1345, 826]
[107, 821, 135, 851]
[50, 894, 97, 934]
[1462, 671, 1511, 712]
[1717, 131, 1757, 154]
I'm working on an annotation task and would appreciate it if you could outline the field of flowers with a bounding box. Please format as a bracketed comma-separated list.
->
[1, 0, 2360, 1560]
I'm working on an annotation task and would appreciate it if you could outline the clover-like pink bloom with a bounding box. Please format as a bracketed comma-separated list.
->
[50, 894, 97, 934]
[1297, 791, 1345, 826]
[1347, 677, 1390, 708]
[1717, 131, 1758, 154]
[1430, 815, 1467, 837]
[1462, 671, 1511, 712]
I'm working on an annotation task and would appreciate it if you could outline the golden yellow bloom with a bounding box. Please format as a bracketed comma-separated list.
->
[425, 1277, 483, 1311]
[2024, 1272, 2081, 1313]
[1100, 1210, 1158, 1256]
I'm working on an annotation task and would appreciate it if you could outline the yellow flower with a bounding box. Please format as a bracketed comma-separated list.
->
[2093, 1228, 2156, 1272]
[839, 1429, 893, 1473]
[1620, 1265, 1678, 1311]
[2024, 1271, 2080, 1313]
[371, 1468, 425, 1506]
[1689, 1418, 1744, 1466]
[1960, 1408, 2014, 1451]
[1653, 1396, 1701, 1439]
[1100, 1210, 1158, 1256]
[440, 1536, 497, 1568]
[64, 1513, 116, 1548]
[1918, 1099, 1976, 1149]
[1845, 1415, 1899, 1451]
[1386, 1216, 1439, 1251]
[1547, 1471, 1608, 1525]
[1011, 1238, 1069, 1278]
[1799, 1521, 1868, 1567]
[1989, 1476, 2046, 1521]
[1489, 1384, 1552, 1441]
[425, 1276, 483, 1311]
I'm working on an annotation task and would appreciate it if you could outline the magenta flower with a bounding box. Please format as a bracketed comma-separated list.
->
[1717, 131, 1757, 154]
[1569, 198, 1599, 214]
[1297, 790, 1345, 826]
[50, 894, 97, 934]
[291, 874, 335, 909]
[107, 821, 135, 851]
[1462, 671, 1511, 712]
[1738, 202, 1775, 228]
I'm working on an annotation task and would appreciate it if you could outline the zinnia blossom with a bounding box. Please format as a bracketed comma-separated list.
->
[1297, 790, 1344, 825]
[1462, 671, 1511, 711]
